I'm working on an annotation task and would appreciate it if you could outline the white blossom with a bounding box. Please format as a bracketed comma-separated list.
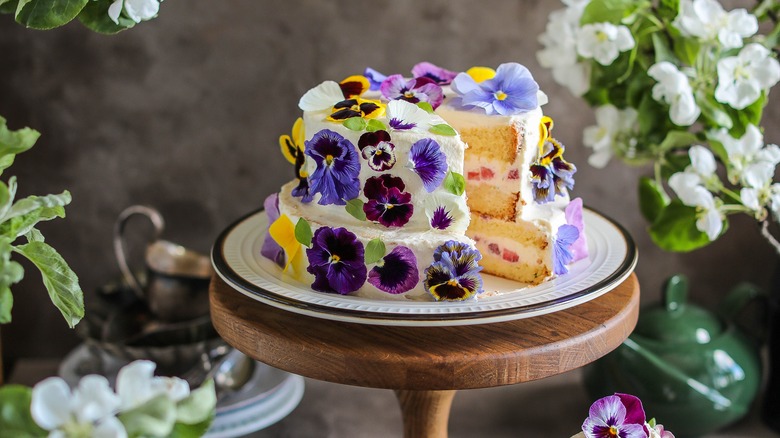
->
[537, 4, 591, 96]
[648, 61, 701, 126]
[582, 104, 639, 168]
[673, 0, 758, 49]
[109, 0, 160, 24]
[741, 187, 761, 210]
[576, 23, 635, 66]
[770, 184, 780, 219]
[711, 124, 780, 187]
[689, 145, 717, 176]
[116, 360, 190, 411]
[669, 146, 726, 240]
[715, 43, 780, 110]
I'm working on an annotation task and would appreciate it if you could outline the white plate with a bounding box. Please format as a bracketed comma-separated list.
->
[212, 208, 637, 327]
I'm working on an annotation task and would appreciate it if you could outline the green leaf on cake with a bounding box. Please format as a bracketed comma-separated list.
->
[364, 238, 386, 265]
[416, 102, 434, 114]
[365, 119, 387, 133]
[294, 217, 313, 247]
[638, 177, 669, 223]
[429, 124, 457, 136]
[443, 171, 466, 196]
[343, 117, 368, 131]
[345, 198, 367, 221]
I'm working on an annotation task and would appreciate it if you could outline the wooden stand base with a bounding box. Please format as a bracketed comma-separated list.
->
[210, 274, 639, 437]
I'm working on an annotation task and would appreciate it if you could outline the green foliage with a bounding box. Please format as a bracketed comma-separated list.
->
[294, 217, 312, 247]
[343, 117, 367, 131]
[649, 201, 721, 252]
[345, 198, 367, 221]
[364, 238, 386, 265]
[429, 124, 457, 136]
[580, 0, 642, 25]
[443, 171, 465, 196]
[119, 395, 178, 437]
[0, 385, 46, 437]
[78, 0, 136, 34]
[638, 177, 670, 223]
[1, 0, 144, 33]
[175, 380, 216, 426]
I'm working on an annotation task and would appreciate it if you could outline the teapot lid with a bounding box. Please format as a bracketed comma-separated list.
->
[634, 275, 723, 344]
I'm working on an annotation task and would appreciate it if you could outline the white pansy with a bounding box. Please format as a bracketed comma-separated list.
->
[576, 23, 635, 66]
[386, 99, 441, 132]
[537, 5, 591, 96]
[108, 0, 160, 24]
[423, 193, 469, 234]
[673, 0, 758, 49]
[116, 360, 190, 411]
[298, 81, 344, 111]
[582, 104, 638, 168]
[715, 43, 780, 110]
[647, 61, 701, 126]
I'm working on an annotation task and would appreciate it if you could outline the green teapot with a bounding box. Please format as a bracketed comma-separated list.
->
[584, 275, 764, 437]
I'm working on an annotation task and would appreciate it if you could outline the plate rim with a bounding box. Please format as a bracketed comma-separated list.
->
[211, 207, 638, 326]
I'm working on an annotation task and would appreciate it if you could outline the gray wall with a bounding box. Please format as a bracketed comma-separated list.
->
[0, 0, 776, 362]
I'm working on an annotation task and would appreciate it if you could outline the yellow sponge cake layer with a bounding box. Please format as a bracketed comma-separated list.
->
[457, 125, 521, 164]
[466, 182, 518, 221]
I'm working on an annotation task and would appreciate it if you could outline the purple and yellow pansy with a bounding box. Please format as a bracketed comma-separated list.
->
[306, 129, 361, 205]
[380, 74, 444, 109]
[279, 117, 312, 202]
[363, 174, 414, 228]
[358, 130, 396, 172]
[451, 62, 539, 116]
[423, 240, 483, 301]
[367, 246, 419, 294]
[306, 226, 367, 294]
[530, 116, 576, 204]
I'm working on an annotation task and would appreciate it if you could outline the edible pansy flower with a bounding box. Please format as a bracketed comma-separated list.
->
[327, 97, 385, 121]
[367, 246, 419, 294]
[423, 194, 468, 232]
[280, 118, 312, 202]
[553, 224, 580, 275]
[306, 226, 367, 294]
[423, 241, 483, 301]
[408, 138, 448, 192]
[530, 138, 576, 204]
[269, 214, 305, 274]
[412, 62, 458, 85]
[261, 193, 285, 268]
[466, 66, 496, 83]
[358, 130, 396, 171]
[306, 129, 361, 205]
[565, 198, 589, 263]
[451, 62, 539, 116]
[339, 75, 370, 99]
[381, 74, 444, 109]
[364, 67, 387, 91]
[299, 81, 345, 111]
[386, 99, 439, 131]
[363, 175, 414, 228]
[581, 393, 648, 438]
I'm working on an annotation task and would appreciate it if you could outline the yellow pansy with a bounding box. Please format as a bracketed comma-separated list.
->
[269, 214, 303, 274]
[279, 117, 304, 165]
[466, 66, 496, 83]
[539, 116, 555, 152]
[339, 75, 370, 99]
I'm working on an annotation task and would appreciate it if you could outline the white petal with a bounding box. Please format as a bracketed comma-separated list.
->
[298, 81, 344, 111]
[155, 377, 190, 402]
[741, 187, 761, 210]
[689, 145, 717, 175]
[423, 193, 469, 233]
[387, 99, 436, 132]
[93, 416, 128, 438]
[552, 63, 590, 96]
[670, 91, 700, 126]
[72, 375, 120, 424]
[116, 360, 157, 410]
[537, 90, 549, 106]
[743, 162, 775, 188]
[697, 208, 723, 240]
[588, 150, 613, 168]
[759, 144, 780, 166]
[615, 26, 636, 51]
[124, 0, 158, 22]
[107, 0, 123, 24]
[742, 124, 764, 155]
[31, 377, 72, 430]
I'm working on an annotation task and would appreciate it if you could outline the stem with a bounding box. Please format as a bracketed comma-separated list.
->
[760, 220, 780, 255]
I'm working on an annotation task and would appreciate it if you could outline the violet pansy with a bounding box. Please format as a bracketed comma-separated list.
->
[363, 175, 414, 228]
[306, 129, 361, 205]
[261, 193, 285, 267]
[364, 67, 387, 91]
[412, 61, 458, 85]
[530, 138, 576, 204]
[358, 130, 396, 172]
[408, 138, 448, 192]
[306, 226, 367, 294]
[553, 224, 579, 275]
[423, 241, 483, 301]
[581, 393, 647, 438]
[367, 246, 419, 294]
[451, 62, 539, 116]
[381, 74, 444, 109]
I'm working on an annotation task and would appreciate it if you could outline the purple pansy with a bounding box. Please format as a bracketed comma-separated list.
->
[423, 241, 483, 301]
[364, 67, 387, 91]
[451, 62, 539, 116]
[553, 224, 580, 275]
[358, 130, 396, 171]
[367, 246, 419, 294]
[306, 226, 367, 295]
[411, 62, 458, 85]
[565, 198, 589, 263]
[306, 129, 361, 206]
[530, 138, 576, 204]
[408, 138, 448, 192]
[260, 193, 285, 267]
[430, 206, 454, 230]
[363, 175, 414, 228]
[380, 74, 444, 109]
[582, 393, 647, 438]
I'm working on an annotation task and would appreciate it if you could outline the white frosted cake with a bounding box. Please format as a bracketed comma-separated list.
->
[261, 62, 587, 301]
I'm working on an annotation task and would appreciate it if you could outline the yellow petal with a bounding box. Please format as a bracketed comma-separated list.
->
[279, 135, 297, 165]
[289, 248, 306, 280]
[340, 75, 370, 98]
[538, 116, 554, 149]
[466, 66, 496, 83]
[292, 117, 305, 151]
[269, 214, 301, 271]
[360, 99, 386, 119]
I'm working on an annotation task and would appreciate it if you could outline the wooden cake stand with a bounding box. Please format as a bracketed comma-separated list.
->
[209, 273, 640, 438]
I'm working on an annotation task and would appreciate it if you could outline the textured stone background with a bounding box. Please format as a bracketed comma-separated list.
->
[0, 0, 776, 362]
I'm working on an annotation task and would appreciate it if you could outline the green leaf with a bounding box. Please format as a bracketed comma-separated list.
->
[638, 177, 670, 223]
[0, 1, 18, 14]
[0, 285, 11, 323]
[658, 130, 698, 152]
[24, 228, 44, 243]
[176, 380, 216, 425]
[697, 91, 733, 130]
[343, 117, 368, 131]
[725, 92, 766, 138]
[294, 218, 312, 247]
[443, 171, 465, 196]
[14, 0, 89, 30]
[365, 119, 387, 133]
[651, 33, 675, 64]
[416, 102, 434, 114]
[429, 124, 457, 136]
[3, 190, 70, 221]
[649, 201, 718, 252]
[580, 0, 638, 24]
[345, 198, 367, 221]
[0, 385, 46, 436]
[170, 417, 215, 438]
[0, 117, 39, 178]
[364, 238, 386, 265]
[0, 178, 14, 222]
[119, 395, 177, 437]
[77, 0, 135, 34]
[673, 37, 700, 66]
[658, 0, 679, 21]
[660, 152, 691, 180]
[13, 241, 83, 328]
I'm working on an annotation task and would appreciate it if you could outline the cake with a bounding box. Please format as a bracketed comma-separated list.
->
[261, 62, 587, 301]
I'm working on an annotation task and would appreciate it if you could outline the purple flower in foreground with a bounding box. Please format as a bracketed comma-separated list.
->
[408, 138, 448, 192]
[364, 67, 387, 91]
[260, 193, 285, 267]
[363, 175, 414, 228]
[530, 138, 576, 204]
[423, 241, 483, 301]
[565, 198, 589, 263]
[430, 206, 454, 230]
[451, 62, 539, 116]
[358, 130, 396, 171]
[582, 393, 647, 438]
[381, 74, 444, 109]
[368, 246, 419, 294]
[412, 61, 458, 85]
[306, 226, 367, 294]
[553, 224, 580, 275]
[306, 129, 361, 205]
